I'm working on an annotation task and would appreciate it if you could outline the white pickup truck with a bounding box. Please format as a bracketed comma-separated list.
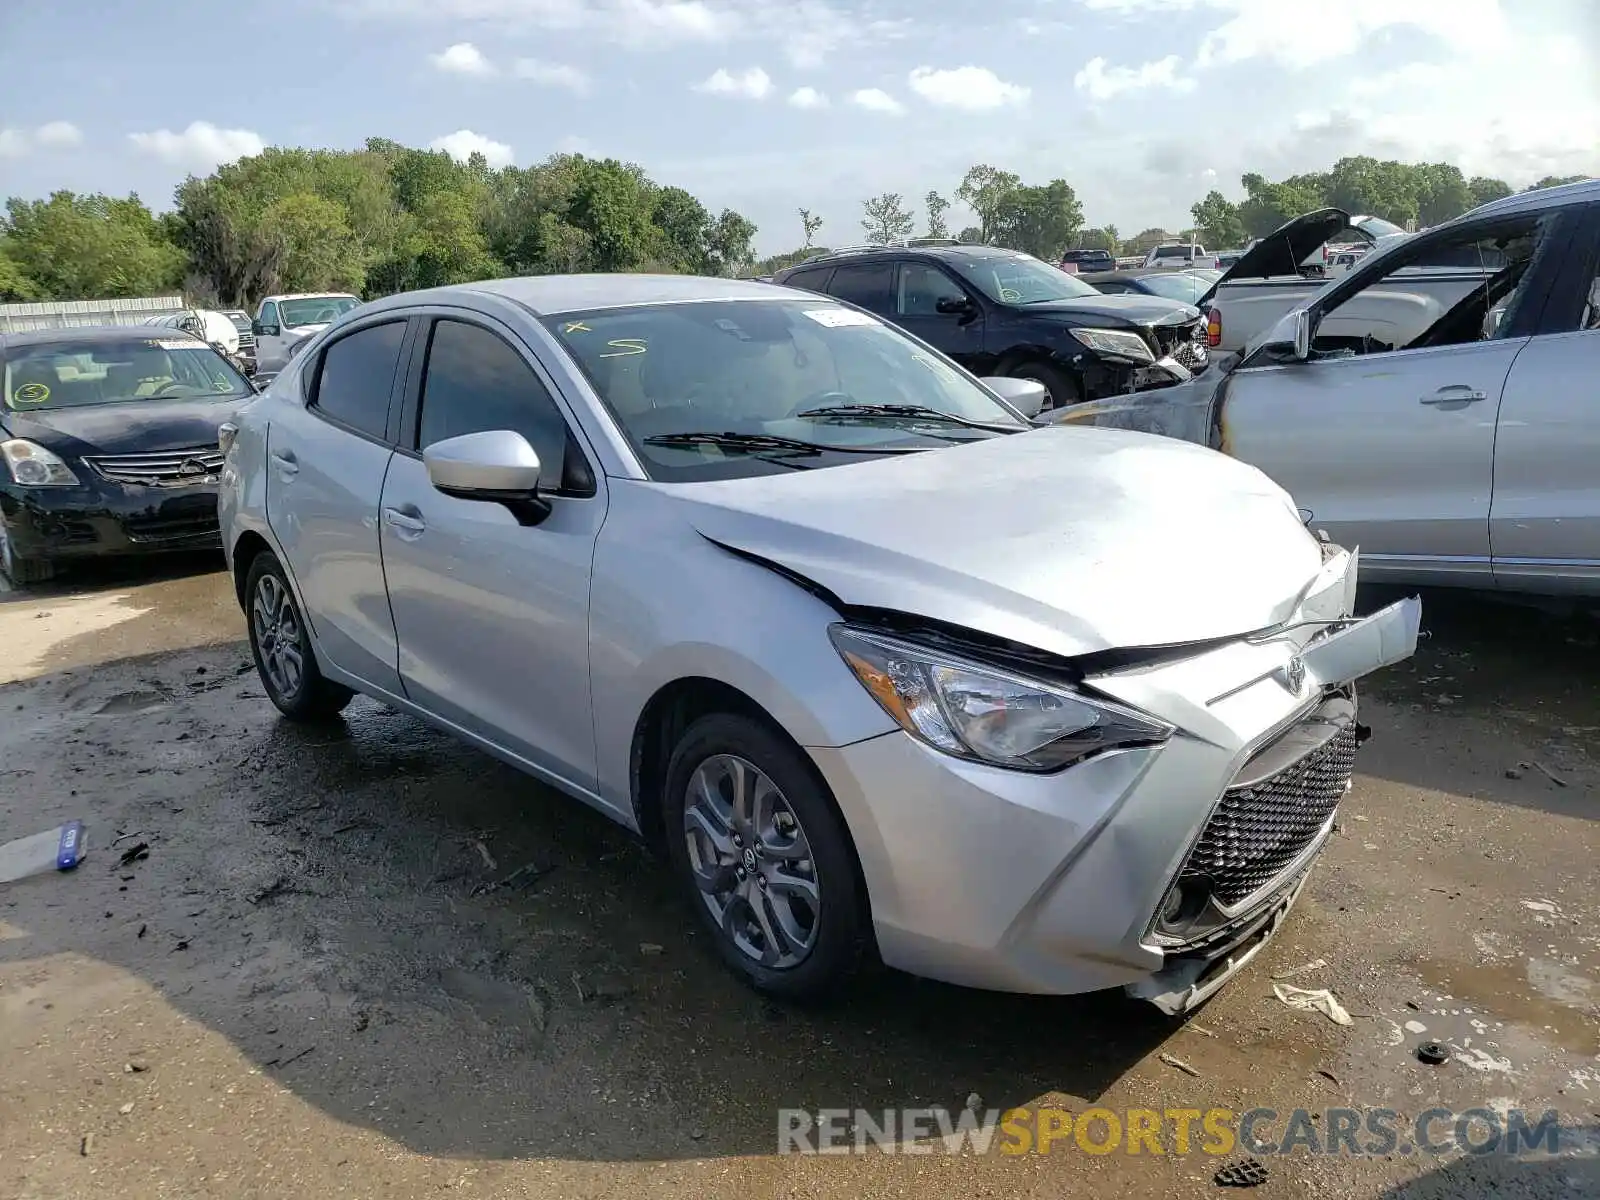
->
[1197, 210, 1489, 353]
[252, 292, 361, 374]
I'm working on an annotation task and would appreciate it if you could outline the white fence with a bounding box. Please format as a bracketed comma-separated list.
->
[0, 296, 188, 334]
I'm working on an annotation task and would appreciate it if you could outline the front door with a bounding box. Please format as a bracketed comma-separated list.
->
[892, 261, 987, 369]
[379, 313, 606, 797]
[255, 301, 291, 374]
[265, 316, 409, 694]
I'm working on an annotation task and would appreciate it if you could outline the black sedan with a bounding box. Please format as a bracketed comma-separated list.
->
[0, 327, 255, 585]
[1078, 268, 1222, 306]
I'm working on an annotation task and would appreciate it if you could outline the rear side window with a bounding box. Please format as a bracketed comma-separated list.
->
[827, 262, 895, 311]
[416, 319, 575, 486]
[310, 320, 406, 440]
[782, 266, 833, 293]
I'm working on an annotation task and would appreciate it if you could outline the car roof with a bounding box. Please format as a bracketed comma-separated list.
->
[775, 243, 1039, 278]
[264, 292, 359, 302]
[0, 325, 205, 352]
[1465, 176, 1599, 220]
[353, 273, 826, 319]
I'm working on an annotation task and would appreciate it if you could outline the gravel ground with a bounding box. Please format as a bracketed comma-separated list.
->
[1, 554, 1597, 1199]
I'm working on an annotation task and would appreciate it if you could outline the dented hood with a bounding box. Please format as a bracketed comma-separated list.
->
[670, 427, 1325, 658]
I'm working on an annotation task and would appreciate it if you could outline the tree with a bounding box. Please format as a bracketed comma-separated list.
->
[1237, 173, 1326, 239]
[0, 242, 36, 300]
[1124, 227, 1174, 257]
[402, 191, 499, 288]
[1077, 227, 1119, 253]
[860, 192, 914, 243]
[988, 180, 1083, 259]
[3, 191, 182, 299]
[257, 193, 366, 293]
[924, 191, 950, 239]
[705, 209, 758, 277]
[1415, 163, 1473, 227]
[1526, 174, 1592, 191]
[1467, 176, 1514, 208]
[798, 207, 823, 249]
[652, 186, 713, 272]
[1189, 190, 1246, 249]
[566, 157, 659, 271]
[955, 165, 1023, 243]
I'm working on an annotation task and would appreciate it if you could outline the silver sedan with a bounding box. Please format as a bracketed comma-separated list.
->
[218, 274, 1419, 1007]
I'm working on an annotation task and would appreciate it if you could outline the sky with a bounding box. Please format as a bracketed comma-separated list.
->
[1, 0, 1596, 255]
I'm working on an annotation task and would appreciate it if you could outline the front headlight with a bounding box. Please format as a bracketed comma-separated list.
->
[829, 625, 1174, 772]
[1, 439, 80, 487]
[1069, 327, 1155, 362]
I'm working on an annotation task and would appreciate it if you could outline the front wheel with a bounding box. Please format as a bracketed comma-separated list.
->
[1008, 361, 1081, 411]
[0, 521, 53, 587]
[245, 550, 354, 722]
[664, 713, 869, 1001]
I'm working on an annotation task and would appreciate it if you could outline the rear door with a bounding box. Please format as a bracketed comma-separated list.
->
[379, 311, 607, 796]
[1219, 212, 1554, 586]
[823, 261, 896, 319]
[1489, 203, 1600, 593]
[891, 260, 986, 368]
[265, 315, 411, 694]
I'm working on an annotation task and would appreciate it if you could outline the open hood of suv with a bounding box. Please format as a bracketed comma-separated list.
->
[671, 426, 1324, 659]
[1198, 208, 1352, 305]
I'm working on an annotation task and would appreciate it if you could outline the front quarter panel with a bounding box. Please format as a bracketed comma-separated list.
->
[219, 393, 275, 582]
[586, 480, 899, 816]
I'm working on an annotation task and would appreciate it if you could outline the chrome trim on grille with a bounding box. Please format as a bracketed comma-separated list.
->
[83, 447, 226, 487]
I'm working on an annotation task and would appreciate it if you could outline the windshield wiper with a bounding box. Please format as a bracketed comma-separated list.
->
[794, 404, 1023, 434]
[641, 431, 925, 455]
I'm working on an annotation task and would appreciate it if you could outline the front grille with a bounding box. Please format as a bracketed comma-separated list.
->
[236, 331, 256, 350]
[124, 509, 220, 543]
[84, 447, 226, 487]
[1170, 338, 1208, 372]
[1177, 724, 1358, 908]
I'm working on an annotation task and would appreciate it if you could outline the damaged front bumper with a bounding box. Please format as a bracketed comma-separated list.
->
[808, 548, 1420, 1007]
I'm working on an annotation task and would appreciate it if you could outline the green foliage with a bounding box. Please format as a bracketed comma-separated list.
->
[1189, 191, 1246, 249]
[2, 191, 182, 298]
[1124, 227, 1176, 256]
[860, 193, 915, 243]
[924, 192, 950, 239]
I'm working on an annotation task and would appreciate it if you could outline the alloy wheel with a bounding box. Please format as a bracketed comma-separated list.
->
[252, 573, 305, 701]
[682, 753, 822, 969]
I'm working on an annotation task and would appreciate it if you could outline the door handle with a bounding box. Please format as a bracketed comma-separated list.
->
[270, 451, 299, 477]
[382, 507, 426, 536]
[1420, 386, 1487, 406]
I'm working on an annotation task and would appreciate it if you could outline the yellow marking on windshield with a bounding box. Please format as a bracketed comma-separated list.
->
[11, 382, 49, 404]
[562, 321, 592, 334]
[598, 338, 648, 358]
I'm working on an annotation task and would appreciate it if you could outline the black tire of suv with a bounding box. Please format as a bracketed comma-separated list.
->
[663, 713, 870, 1003]
[244, 549, 355, 722]
[1008, 361, 1081, 411]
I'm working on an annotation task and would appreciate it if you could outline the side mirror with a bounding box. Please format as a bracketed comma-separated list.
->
[259, 322, 279, 337]
[424, 430, 551, 526]
[1291, 308, 1313, 361]
[935, 296, 974, 316]
[981, 376, 1049, 418]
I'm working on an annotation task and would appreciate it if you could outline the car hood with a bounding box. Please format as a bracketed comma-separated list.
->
[1198, 208, 1352, 305]
[671, 426, 1324, 658]
[4, 398, 250, 458]
[1023, 294, 1200, 328]
[285, 322, 331, 339]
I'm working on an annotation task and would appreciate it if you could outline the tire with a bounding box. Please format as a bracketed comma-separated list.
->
[663, 713, 869, 1001]
[244, 549, 354, 722]
[1008, 361, 1081, 411]
[0, 521, 54, 587]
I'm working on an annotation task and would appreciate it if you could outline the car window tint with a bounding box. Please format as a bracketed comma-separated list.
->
[896, 263, 968, 316]
[783, 267, 832, 293]
[311, 320, 405, 439]
[260, 301, 278, 326]
[417, 319, 570, 479]
[827, 262, 894, 311]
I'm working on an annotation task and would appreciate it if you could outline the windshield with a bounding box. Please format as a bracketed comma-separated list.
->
[545, 299, 1027, 481]
[1132, 272, 1215, 303]
[958, 253, 1100, 304]
[2, 336, 251, 411]
[278, 296, 359, 328]
[1151, 246, 1199, 259]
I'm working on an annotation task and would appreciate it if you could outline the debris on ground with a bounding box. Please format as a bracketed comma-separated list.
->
[1272, 958, 1328, 982]
[1272, 982, 1353, 1025]
[639, 942, 665, 956]
[1529, 760, 1569, 787]
[1158, 1052, 1202, 1078]
[123, 1062, 147, 1074]
[116, 842, 150, 867]
[264, 1046, 316, 1069]
[117, 1103, 134, 1115]
[1214, 1157, 1269, 1188]
[470, 839, 497, 872]
[0, 821, 88, 884]
[571, 971, 631, 1004]
[79, 1132, 94, 1156]
[470, 860, 554, 897]
[1416, 1041, 1450, 1065]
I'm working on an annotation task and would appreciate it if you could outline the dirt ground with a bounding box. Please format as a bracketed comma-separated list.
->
[1, 554, 1597, 1199]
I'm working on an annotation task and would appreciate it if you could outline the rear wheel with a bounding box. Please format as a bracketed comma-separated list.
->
[0, 521, 54, 587]
[245, 549, 353, 721]
[664, 713, 869, 1001]
[1008, 361, 1081, 411]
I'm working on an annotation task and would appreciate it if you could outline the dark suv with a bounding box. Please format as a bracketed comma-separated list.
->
[775, 243, 1206, 408]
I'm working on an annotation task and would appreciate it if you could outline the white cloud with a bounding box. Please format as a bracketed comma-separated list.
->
[128, 121, 265, 169]
[788, 86, 829, 109]
[850, 88, 905, 115]
[0, 129, 28, 157]
[907, 66, 1030, 111]
[34, 121, 83, 148]
[428, 128, 515, 167]
[1074, 55, 1195, 100]
[513, 58, 591, 92]
[694, 66, 773, 99]
[430, 41, 496, 74]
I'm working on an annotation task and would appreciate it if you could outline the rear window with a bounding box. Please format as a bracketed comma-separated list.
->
[1152, 246, 1196, 259]
[3, 337, 251, 411]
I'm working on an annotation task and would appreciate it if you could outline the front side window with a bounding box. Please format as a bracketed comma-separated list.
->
[259, 301, 279, 328]
[280, 296, 360, 328]
[896, 263, 969, 316]
[3, 336, 251, 412]
[416, 319, 572, 480]
[310, 320, 406, 439]
[545, 299, 1028, 481]
[1320, 216, 1547, 354]
[957, 253, 1100, 304]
